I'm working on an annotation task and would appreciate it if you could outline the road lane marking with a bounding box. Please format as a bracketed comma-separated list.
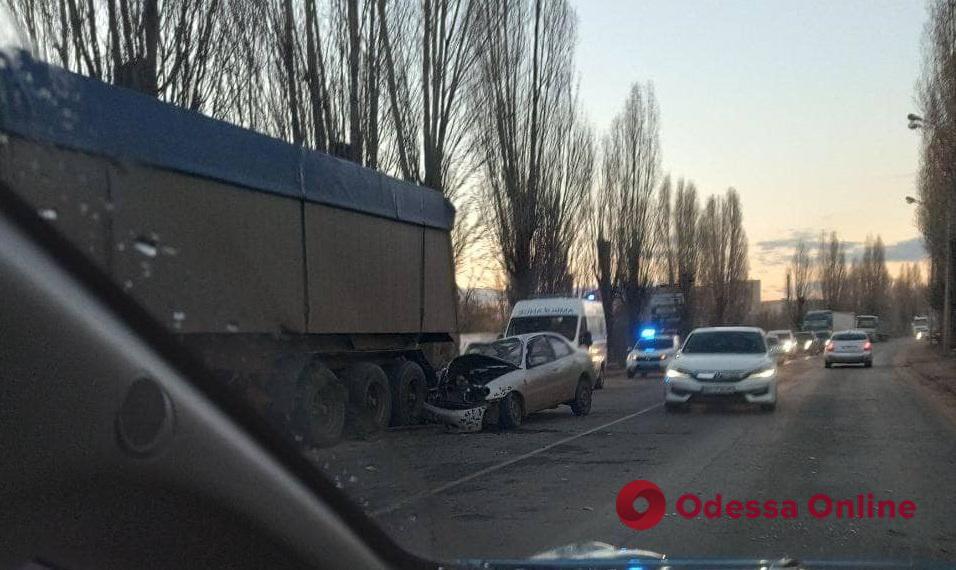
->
[370, 402, 663, 517]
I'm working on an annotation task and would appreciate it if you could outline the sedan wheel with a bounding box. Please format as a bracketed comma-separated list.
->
[570, 379, 592, 416]
[499, 392, 523, 429]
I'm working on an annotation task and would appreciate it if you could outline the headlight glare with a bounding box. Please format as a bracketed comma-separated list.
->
[751, 367, 775, 379]
[665, 368, 689, 379]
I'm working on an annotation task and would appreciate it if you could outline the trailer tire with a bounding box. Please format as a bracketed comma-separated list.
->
[291, 363, 347, 449]
[343, 363, 392, 437]
[386, 361, 426, 426]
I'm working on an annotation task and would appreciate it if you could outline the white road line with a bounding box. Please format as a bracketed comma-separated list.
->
[370, 402, 663, 517]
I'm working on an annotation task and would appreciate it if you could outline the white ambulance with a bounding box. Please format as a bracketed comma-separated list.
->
[505, 298, 608, 389]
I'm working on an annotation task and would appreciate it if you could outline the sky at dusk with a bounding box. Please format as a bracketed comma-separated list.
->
[570, 0, 929, 300]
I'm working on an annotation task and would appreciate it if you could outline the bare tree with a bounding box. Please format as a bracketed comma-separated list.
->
[671, 178, 700, 336]
[588, 81, 661, 351]
[656, 174, 674, 285]
[915, 0, 956, 338]
[473, 0, 588, 305]
[817, 231, 848, 310]
[787, 239, 813, 328]
[856, 235, 891, 316]
[698, 188, 750, 324]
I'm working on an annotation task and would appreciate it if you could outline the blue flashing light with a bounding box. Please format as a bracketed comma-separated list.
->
[640, 328, 656, 340]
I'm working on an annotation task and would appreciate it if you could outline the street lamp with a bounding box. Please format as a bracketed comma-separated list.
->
[908, 112, 952, 355]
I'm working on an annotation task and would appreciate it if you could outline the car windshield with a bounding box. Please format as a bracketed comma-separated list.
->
[636, 338, 673, 351]
[465, 338, 523, 367]
[3, 0, 951, 565]
[506, 315, 578, 341]
[683, 331, 766, 354]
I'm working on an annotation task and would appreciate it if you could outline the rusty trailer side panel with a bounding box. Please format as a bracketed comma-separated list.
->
[0, 49, 457, 344]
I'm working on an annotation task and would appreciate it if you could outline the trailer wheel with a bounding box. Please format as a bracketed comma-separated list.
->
[342, 363, 392, 436]
[385, 361, 426, 426]
[291, 363, 346, 449]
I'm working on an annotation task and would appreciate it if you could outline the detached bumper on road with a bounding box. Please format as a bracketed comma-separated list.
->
[665, 377, 777, 404]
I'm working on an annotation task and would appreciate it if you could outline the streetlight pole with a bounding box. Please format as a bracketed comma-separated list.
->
[908, 113, 953, 355]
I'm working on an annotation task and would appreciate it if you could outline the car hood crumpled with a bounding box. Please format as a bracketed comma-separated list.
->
[446, 353, 519, 383]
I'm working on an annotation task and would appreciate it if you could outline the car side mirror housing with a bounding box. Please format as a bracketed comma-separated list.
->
[580, 331, 593, 347]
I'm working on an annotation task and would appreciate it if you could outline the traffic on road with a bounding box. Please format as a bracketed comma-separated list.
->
[4, 2, 956, 569]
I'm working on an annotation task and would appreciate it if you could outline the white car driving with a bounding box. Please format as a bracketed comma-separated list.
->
[664, 327, 778, 412]
[626, 332, 681, 378]
[766, 329, 796, 357]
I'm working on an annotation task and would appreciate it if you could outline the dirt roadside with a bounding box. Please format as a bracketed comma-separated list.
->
[895, 339, 956, 429]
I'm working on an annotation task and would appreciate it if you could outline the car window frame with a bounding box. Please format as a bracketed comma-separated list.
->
[547, 335, 572, 359]
[526, 335, 557, 367]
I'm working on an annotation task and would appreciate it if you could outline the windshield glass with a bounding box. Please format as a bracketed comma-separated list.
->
[3, 0, 950, 565]
[636, 338, 673, 351]
[506, 315, 578, 341]
[465, 338, 523, 367]
[683, 331, 766, 354]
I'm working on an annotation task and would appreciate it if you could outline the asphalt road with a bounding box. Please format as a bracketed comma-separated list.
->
[311, 338, 956, 564]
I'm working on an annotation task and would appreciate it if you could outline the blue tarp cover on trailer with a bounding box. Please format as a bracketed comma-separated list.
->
[0, 49, 454, 231]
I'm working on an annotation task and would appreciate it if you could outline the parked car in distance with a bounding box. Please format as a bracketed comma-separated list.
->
[425, 333, 596, 432]
[626, 331, 681, 378]
[767, 329, 797, 357]
[912, 315, 930, 340]
[506, 297, 608, 388]
[664, 327, 778, 412]
[855, 314, 887, 342]
[766, 335, 786, 365]
[794, 331, 815, 355]
[811, 331, 830, 354]
[824, 330, 873, 368]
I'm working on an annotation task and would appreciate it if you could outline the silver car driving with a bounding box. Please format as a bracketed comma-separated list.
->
[425, 333, 596, 432]
[824, 330, 873, 368]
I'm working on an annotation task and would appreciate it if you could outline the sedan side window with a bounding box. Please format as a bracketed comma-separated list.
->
[548, 336, 572, 359]
[527, 337, 556, 367]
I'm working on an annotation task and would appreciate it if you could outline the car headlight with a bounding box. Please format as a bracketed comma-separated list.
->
[750, 367, 776, 379]
[665, 368, 690, 379]
[659, 354, 667, 361]
[627, 353, 637, 361]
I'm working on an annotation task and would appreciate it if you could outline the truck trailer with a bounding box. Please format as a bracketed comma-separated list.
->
[802, 310, 855, 335]
[0, 50, 458, 447]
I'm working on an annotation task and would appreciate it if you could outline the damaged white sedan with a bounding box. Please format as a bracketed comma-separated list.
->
[424, 333, 596, 432]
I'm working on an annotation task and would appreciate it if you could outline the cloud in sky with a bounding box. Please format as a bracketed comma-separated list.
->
[882, 237, 926, 262]
[753, 229, 924, 267]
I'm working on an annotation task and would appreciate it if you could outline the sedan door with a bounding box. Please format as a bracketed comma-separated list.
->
[547, 335, 580, 402]
[524, 335, 559, 412]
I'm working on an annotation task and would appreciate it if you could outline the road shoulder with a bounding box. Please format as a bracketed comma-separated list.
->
[895, 341, 956, 431]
